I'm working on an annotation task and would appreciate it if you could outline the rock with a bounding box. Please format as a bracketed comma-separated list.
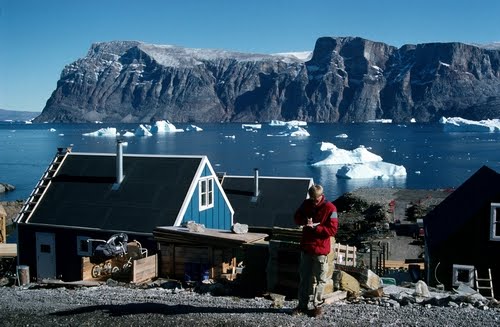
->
[0, 183, 15, 193]
[231, 223, 248, 234]
[186, 221, 206, 233]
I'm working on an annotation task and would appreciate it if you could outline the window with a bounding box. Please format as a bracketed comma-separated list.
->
[491, 203, 500, 241]
[199, 177, 214, 210]
[77, 236, 93, 256]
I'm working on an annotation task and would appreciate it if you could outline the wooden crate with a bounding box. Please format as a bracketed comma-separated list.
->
[132, 254, 158, 284]
[333, 243, 357, 266]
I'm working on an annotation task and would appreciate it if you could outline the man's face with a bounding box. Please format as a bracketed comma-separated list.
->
[312, 194, 322, 205]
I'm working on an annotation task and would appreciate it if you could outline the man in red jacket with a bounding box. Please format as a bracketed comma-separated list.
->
[293, 184, 338, 317]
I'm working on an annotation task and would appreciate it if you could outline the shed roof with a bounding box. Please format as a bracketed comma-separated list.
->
[221, 175, 313, 229]
[27, 153, 205, 234]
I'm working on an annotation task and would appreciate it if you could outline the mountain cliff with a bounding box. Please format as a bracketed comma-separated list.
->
[34, 37, 500, 123]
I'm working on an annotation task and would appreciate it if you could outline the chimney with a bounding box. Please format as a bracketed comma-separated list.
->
[112, 140, 124, 189]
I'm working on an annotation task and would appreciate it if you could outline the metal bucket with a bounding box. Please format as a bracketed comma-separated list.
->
[17, 265, 30, 285]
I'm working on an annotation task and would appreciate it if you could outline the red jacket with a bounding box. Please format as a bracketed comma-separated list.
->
[294, 195, 338, 255]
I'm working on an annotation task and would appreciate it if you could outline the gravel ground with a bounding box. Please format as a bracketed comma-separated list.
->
[1, 284, 499, 327]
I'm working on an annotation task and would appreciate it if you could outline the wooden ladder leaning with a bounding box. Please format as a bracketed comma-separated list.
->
[475, 268, 495, 299]
[15, 147, 72, 224]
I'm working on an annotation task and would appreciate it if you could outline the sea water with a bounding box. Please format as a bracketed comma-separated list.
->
[1, 122, 499, 202]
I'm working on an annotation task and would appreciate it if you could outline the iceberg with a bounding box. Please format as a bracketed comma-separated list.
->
[122, 131, 135, 137]
[439, 116, 500, 132]
[185, 124, 203, 132]
[150, 120, 184, 133]
[269, 119, 307, 127]
[335, 133, 348, 138]
[242, 124, 262, 129]
[311, 142, 382, 166]
[268, 125, 310, 137]
[336, 162, 407, 179]
[365, 119, 392, 123]
[82, 127, 118, 137]
[135, 124, 153, 136]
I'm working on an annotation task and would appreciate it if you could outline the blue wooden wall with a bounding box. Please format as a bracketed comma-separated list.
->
[182, 163, 232, 230]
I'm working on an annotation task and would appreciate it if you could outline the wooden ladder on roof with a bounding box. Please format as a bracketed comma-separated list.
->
[15, 147, 72, 224]
[475, 268, 495, 299]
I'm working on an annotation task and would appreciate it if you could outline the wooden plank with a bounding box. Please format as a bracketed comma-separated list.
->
[0, 243, 17, 257]
[132, 254, 158, 284]
[384, 260, 424, 270]
[154, 227, 268, 247]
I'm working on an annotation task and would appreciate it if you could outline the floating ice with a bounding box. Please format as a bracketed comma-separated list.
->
[366, 119, 392, 123]
[49, 128, 56, 132]
[225, 135, 236, 139]
[268, 125, 310, 137]
[82, 127, 118, 137]
[135, 125, 153, 136]
[311, 142, 382, 166]
[242, 124, 262, 129]
[122, 131, 135, 137]
[269, 120, 307, 127]
[336, 162, 407, 179]
[185, 124, 203, 132]
[335, 133, 348, 138]
[150, 120, 184, 133]
[439, 116, 500, 132]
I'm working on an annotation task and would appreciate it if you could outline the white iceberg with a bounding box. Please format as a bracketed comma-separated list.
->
[269, 120, 286, 126]
[242, 123, 262, 129]
[82, 127, 118, 137]
[49, 128, 56, 132]
[311, 142, 382, 166]
[365, 119, 392, 123]
[439, 116, 500, 132]
[150, 120, 184, 133]
[122, 131, 135, 137]
[269, 119, 307, 127]
[135, 124, 153, 136]
[335, 133, 348, 138]
[336, 162, 407, 179]
[185, 124, 203, 132]
[268, 125, 310, 137]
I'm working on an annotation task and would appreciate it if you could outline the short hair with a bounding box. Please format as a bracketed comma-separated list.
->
[308, 184, 323, 199]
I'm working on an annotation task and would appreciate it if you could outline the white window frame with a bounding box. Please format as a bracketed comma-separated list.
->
[199, 177, 214, 211]
[76, 236, 93, 256]
[490, 203, 500, 241]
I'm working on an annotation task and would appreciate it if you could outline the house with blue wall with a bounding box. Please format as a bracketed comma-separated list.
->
[15, 143, 234, 281]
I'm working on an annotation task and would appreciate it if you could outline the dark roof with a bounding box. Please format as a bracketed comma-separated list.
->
[423, 165, 500, 251]
[27, 153, 204, 234]
[221, 175, 312, 229]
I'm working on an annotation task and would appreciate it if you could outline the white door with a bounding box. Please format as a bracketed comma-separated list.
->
[36, 232, 56, 280]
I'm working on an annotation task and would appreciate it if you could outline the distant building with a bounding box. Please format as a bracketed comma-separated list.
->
[423, 166, 500, 298]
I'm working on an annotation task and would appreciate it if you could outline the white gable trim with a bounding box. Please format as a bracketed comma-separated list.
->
[174, 156, 234, 227]
[206, 159, 235, 219]
[174, 157, 206, 227]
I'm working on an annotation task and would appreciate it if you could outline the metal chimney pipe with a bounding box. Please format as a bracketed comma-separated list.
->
[116, 140, 124, 184]
[254, 168, 259, 197]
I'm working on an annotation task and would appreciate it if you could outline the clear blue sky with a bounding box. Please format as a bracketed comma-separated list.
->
[1, 0, 499, 112]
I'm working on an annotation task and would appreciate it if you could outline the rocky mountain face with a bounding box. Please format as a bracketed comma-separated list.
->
[34, 37, 500, 123]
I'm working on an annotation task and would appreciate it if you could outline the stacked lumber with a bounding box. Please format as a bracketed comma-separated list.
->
[266, 227, 340, 298]
[155, 227, 268, 282]
[153, 226, 268, 247]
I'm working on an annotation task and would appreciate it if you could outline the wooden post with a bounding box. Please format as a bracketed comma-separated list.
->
[369, 243, 373, 270]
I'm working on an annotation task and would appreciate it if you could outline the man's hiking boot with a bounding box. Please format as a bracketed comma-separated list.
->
[308, 307, 323, 318]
